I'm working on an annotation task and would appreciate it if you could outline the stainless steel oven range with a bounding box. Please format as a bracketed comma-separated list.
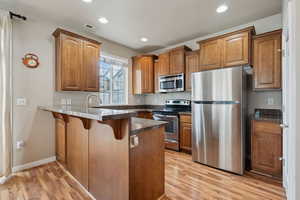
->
[153, 99, 191, 151]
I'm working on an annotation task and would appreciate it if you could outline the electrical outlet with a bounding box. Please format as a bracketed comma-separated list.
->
[16, 97, 27, 106]
[61, 99, 67, 105]
[16, 140, 25, 150]
[66, 99, 72, 105]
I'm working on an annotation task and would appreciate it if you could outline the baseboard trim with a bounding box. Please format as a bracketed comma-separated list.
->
[12, 156, 56, 173]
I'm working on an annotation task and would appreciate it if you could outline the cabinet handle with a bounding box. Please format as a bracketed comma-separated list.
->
[279, 157, 283, 161]
[130, 135, 139, 148]
[280, 124, 289, 128]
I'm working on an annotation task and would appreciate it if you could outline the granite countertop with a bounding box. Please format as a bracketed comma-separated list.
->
[131, 117, 167, 135]
[39, 105, 137, 121]
[252, 115, 282, 124]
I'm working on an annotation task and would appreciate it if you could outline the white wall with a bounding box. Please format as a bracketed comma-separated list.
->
[144, 14, 283, 109]
[12, 18, 140, 167]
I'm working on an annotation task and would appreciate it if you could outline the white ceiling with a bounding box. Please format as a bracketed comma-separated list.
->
[1, 0, 282, 52]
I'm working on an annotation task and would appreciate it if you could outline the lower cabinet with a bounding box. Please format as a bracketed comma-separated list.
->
[67, 117, 89, 189]
[179, 114, 192, 154]
[136, 111, 153, 119]
[55, 118, 66, 164]
[251, 120, 282, 178]
[130, 127, 165, 200]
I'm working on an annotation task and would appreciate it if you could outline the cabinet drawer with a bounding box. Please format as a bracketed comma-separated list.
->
[180, 114, 191, 123]
[253, 121, 281, 134]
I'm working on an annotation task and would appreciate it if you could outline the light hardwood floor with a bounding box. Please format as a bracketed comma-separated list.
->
[0, 151, 286, 200]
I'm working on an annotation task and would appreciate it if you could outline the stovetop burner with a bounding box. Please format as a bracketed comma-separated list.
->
[152, 99, 191, 115]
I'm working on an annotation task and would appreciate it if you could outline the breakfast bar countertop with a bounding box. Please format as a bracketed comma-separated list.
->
[130, 117, 167, 135]
[39, 105, 137, 121]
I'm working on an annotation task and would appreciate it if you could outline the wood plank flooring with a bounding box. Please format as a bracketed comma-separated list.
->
[0, 151, 286, 200]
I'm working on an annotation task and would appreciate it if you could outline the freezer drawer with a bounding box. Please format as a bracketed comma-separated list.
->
[192, 102, 244, 174]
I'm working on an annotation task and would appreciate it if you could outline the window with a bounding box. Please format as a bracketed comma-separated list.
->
[99, 55, 128, 104]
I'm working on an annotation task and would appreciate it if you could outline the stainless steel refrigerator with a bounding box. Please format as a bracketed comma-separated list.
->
[191, 66, 246, 175]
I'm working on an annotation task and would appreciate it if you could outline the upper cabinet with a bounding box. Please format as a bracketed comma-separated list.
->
[199, 40, 222, 71]
[198, 26, 254, 71]
[253, 30, 282, 90]
[132, 55, 157, 94]
[185, 50, 200, 91]
[158, 52, 170, 76]
[169, 46, 191, 75]
[53, 28, 101, 92]
[157, 46, 191, 76]
[222, 32, 250, 67]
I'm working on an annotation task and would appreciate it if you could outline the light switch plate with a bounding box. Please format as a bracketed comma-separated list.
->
[267, 97, 275, 105]
[16, 97, 27, 106]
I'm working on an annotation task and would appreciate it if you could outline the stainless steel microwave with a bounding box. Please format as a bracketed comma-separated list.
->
[159, 73, 184, 93]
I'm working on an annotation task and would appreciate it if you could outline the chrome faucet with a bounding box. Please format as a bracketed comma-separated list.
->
[85, 94, 102, 108]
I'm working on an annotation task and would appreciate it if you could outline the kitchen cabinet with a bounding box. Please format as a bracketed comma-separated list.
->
[157, 46, 191, 76]
[251, 120, 282, 178]
[185, 50, 200, 91]
[132, 55, 157, 94]
[130, 127, 165, 200]
[55, 118, 66, 164]
[223, 32, 250, 67]
[253, 30, 282, 90]
[180, 114, 192, 154]
[157, 52, 170, 76]
[137, 111, 153, 119]
[53, 28, 101, 92]
[169, 46, 191, 75]
[67, 116, 89, 189]
[154, 60, 160, 93]
[198, 26, 254, 71]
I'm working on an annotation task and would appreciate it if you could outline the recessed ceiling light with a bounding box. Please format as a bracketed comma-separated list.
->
[98, 17, 109, 24]
[216, 4, 228, 13]
[82, 0, 93, 3]
[140, 37, 148, 42]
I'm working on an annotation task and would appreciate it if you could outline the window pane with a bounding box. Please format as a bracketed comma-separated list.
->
[99, 56, 126, 105]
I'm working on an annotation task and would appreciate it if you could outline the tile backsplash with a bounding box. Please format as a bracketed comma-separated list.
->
[144, 92, 192, 105]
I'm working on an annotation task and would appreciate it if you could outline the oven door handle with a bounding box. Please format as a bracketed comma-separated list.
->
[153, 114, 178, 119]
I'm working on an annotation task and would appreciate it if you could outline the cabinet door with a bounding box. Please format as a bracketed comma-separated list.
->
[140, 57, 154, 93]
[154, 60, 160, 93]
[185, 51, 199, 91]
[55, 118, 66, 164]
[83, 41, 100, 92]
[253, 31, 282, 89]
[222, 32, 250, 67]
[158, 52, 170, 76]
[61, 34, 83, 91]
[251, 121, 282, 177]
[132, 57, 142, 94]
[180, 122, 192, 153]
[169, 48, 185, 74]
[199, 40, 222, 71]
[67, 117, 89, 189]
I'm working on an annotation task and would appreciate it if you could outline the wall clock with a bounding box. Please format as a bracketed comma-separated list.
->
[22, 53, 39, 68]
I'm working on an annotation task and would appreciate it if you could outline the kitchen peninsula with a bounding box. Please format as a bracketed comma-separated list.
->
[39, 105, 167, 200]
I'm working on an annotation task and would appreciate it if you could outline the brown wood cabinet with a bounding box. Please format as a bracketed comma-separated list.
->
[130, 127, 165, 200]
[53, 28, 101, 92]
[198, 27, 254, 71]
[185, 50, 200, 91]
[180, 114, 192, 154]
[154, 60, 160, 93]
[157, 52, 170, 76]
[253, 30, 282, 90]
[157, 46, 191, 76]
[137, 111, 153, 119]
[251, 120, 282, 178]
[67, 117, 89, 189]
[132, 55, 157, 94]
[55, 118, 66, 164]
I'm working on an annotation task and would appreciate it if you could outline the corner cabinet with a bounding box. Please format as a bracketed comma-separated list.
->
[253, 30, 282, 90]
[251, 120, 282, 178]
[53, 28, 101, 92]
[132, 55, 157, 94]
[198, 26, 254, 71]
